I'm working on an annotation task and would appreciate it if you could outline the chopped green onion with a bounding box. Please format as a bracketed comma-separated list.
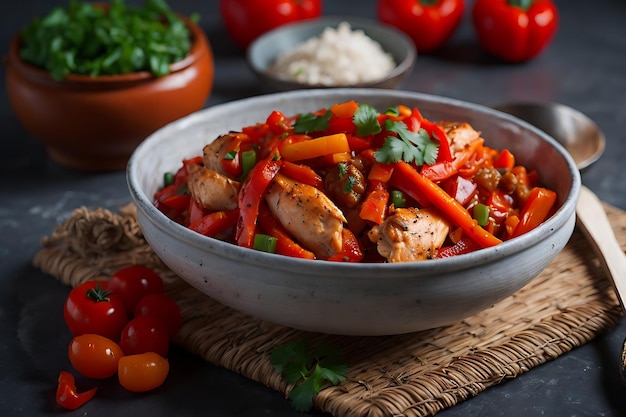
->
[163, 172, 174, 187]
[223, 150, 237, 160]
[391, 190, 406, 208]
[241, 150, 257, 178]
[473, 203, 490, 226]
[253, 234, 278, 253]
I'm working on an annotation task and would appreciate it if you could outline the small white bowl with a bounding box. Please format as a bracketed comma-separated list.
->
[247, 17, 416, 91]
[127, 89, 580, 336]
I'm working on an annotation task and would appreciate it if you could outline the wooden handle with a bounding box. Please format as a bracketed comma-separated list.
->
[575, 185, 626, 311]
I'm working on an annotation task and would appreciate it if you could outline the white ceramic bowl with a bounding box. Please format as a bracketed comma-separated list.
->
[247, 17, 416, 91]
[127, 89, 581, 336]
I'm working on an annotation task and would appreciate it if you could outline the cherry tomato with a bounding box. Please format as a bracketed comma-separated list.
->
[108, 265, 165, 312]
[64, 280, 128, 341]
[68, 334, 124, 379]
[134, 293, 183, 339]
[219, 0, 322, 49]
[119, 315, 170, 358]
[56, 371, 97, 410]
[118, 352, 169, 392]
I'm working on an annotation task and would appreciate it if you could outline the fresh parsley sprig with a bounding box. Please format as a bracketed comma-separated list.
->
[353, 104, 382, 136]
[270, 339, 348, 412]
[375, 119, 440, 165]
[293, 110, 331, 134]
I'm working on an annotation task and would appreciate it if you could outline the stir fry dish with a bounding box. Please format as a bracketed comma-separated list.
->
[154, 101, 557, 263]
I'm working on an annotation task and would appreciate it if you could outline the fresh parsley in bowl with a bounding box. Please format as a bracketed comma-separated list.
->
[19, 0, 198, 80]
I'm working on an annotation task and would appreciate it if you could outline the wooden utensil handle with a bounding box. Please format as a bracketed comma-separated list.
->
[576, 185, 626, 311]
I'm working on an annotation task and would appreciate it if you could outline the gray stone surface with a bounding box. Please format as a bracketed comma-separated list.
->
[1, 0, 625, 416]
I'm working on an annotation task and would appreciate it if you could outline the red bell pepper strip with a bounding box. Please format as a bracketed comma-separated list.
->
[511, 186, 557, 238]
[257, 203, 315, 259]
[326, 228, 364, 262]
[395, 161, 502, 248]
[187, 197, 207, 225]
[442, 175, 478, 206]
[435, 236, 482, 259]
[280, 161, 323, 188]
[472, 0, 559, 63]
[236, 154, 282, 248]
[161, 194, 190, 213]
[190, 208, 240, 237]
[421, 138, 484, 182]
[56, 371, 97, 410]
[493, 148, 515, 172]
[359, 180, 389, 225]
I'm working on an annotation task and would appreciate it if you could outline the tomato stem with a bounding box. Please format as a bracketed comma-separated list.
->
[85, 283, 112, 303]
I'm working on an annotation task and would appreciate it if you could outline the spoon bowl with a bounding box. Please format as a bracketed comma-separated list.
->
[493, 101, 626, 383]
[492, 102, 605, 171]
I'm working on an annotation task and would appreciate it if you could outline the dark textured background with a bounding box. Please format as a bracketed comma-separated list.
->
[1, 1, 625, 416]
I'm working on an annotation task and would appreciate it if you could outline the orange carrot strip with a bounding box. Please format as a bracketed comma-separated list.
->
[368, 161, 395, 183]
[511, 187, 557, 238]
[395, 161, 502, 248]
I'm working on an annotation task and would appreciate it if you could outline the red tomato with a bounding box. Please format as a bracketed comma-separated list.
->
[56, 371, 97, 410]
[377, 0, 464, 53]
[108, 265, 165, 312]
[119, 315, 170, 358]
[219, 0, 322, 49]
[118, 352, 169, 392]
[134, 293, 183, 339]
[68, 334, 124, 379]
[63, 280, 128, 342]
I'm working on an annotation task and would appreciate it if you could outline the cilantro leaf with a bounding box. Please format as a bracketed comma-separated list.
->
[374, 119, 440, 165]
[293, 110, 331, 134]
[270, 339, 348, 412]
[353, 104, 382, 136]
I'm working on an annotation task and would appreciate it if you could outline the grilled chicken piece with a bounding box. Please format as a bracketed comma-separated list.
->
[439, 121, 482, 154]
[265, 173, 347, 259]
[187, 164, 240, 211]
[368, 207, 450, 262]
[202, 133, 241, 177]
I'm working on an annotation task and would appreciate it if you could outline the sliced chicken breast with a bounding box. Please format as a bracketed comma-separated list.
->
[265, 174, 346, 259]
[187, 164, 240, 211]
[368, 207, 450, 262]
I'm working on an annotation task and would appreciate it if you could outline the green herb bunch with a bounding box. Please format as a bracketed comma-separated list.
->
[19, 0, 198, 80]
[270, 339, 348, 412]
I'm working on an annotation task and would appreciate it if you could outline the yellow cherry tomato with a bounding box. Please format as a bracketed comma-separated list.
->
[68, 334, 124, 379]
[118, 352, 169, 392]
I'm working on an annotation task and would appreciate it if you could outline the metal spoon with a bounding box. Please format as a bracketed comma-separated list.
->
[493, 101, 626, 383]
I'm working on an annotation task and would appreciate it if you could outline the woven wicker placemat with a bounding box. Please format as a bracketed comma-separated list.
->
[33, 203, 626, 417]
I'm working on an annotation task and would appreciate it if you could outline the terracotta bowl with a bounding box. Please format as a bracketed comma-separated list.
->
[127, 89, 581, 336]
[5, 16, 214, 172]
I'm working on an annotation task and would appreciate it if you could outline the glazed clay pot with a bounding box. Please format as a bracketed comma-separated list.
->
[5, 17, 214, 171]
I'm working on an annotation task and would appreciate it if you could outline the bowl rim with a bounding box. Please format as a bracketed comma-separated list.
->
[127, 88, 581, 277]
[246, 16, 417, 89]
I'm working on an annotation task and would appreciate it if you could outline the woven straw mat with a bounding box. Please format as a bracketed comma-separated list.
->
[33, 203, 626, 417]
